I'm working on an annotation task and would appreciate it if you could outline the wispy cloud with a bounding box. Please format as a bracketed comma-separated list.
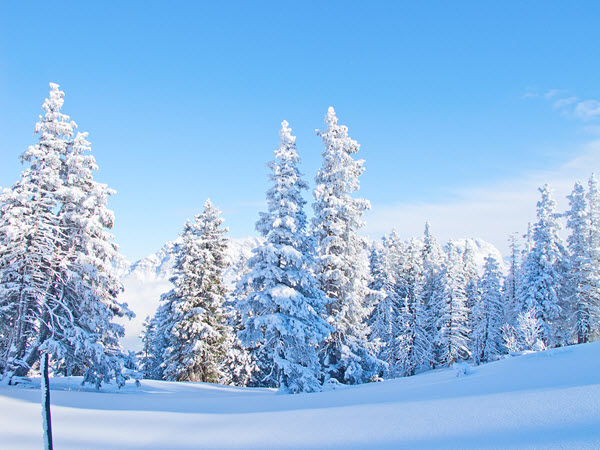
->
[364, 140, 600, 256]
[527, 88, 600, 123]
[553, 96, 578, 110]
[574, 100, 600, 120]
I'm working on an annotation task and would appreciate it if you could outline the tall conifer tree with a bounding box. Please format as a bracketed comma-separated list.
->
[312, 107, 378, 384]
[238, 121, 330, 393]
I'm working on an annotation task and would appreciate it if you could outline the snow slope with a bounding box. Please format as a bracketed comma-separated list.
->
[1, 342, 599, 449]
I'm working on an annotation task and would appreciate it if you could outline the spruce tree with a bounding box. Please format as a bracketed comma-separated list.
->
[472, 256, 504, 364]
[393, 238, 427, 376]
[566, 181, 600, 343]
[434, 243, 471, 365]
[1, 83, 132, 387]
[369, 231, 404, 377]
[162, 200, 237, 383]
[517, 184, 567, 347]
[586, 173, 600, 340]
[237, 121, 330, 393]
[420, 222, 445, 367]
[312, 107, 378, 384]
[503, 233, 521, 327]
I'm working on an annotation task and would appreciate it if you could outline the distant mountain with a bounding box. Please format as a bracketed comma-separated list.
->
[450, 238, 506, 274]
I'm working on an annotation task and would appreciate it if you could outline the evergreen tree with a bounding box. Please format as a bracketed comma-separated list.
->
[238, 121, 330, 393]
[503, 233, 521, 327]
[472, 256, 504, 364]
[143, 300, 172, 380]
[1, 83, 131, 387]
[162, 200, 237, 383]
[420, 222, 445, 367]
[434, 243, 470, 365]
[368, 238, 396, 375]
[312, 107, 378, 384]
[565, 181, 600, 343]
[393, 238, 427, 376]
[463, 241, 481, 356]
[586, 173, 600, 340]
[517, 184, 567, 347]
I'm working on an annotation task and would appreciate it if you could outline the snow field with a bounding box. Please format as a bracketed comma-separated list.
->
[1, 341, 599, 449]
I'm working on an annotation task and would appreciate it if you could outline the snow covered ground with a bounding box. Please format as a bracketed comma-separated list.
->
[1, 341, 599, 449]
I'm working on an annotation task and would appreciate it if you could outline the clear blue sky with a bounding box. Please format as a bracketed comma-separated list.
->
[2, 1, 600, 260]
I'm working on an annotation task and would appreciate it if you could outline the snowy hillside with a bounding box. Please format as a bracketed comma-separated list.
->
[117, 236, 262, 351]
[2, 341, 599, 448]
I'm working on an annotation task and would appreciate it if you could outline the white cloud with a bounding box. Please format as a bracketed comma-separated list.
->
[364, 141, 600, 256]
[553, 96, 578, 109]
[544, 89, 562, 99]
[525, 88, 600, 124]
[574, 100, 600, 120]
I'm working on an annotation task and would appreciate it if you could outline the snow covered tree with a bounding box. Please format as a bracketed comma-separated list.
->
[162, 200, 237, 383]
[420, 222, 445, 367]
[517, 184, 567, 347]
[369, 232, 402, 376]
[586, 173, 600, 341]
[463, 241, 481, 354]
[51, 129, 133, 386]
[503, 233, 521, 327]
[516, 307, 546, 351]
[237, 121, 330, 393]
[138, 316, 156, 379]
[434, 243, 471, 365]
[142, 300, 172, 380]
[0, 171, 61, 378]
[393, 238, 428, 376]
[1, 83, 132, 387]
[472, 256, 504, 364]
[312, 107, 379, 384]
[565, 181, 600, 343]
[368, 243, 393, 368]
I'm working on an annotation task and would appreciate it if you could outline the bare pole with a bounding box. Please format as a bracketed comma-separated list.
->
[41, 352, 53, 450]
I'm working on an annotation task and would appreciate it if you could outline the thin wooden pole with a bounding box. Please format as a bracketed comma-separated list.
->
[41, 352, 53, 450]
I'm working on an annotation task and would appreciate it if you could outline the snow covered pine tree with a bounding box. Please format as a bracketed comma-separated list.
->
[0, 83, 133, 387]
[566, 181, 600, 343]
[312, 107, 379, 384]
[161, 200, 239, 384]
[237, 121, 330, 393]
[517, 184, 568, 347]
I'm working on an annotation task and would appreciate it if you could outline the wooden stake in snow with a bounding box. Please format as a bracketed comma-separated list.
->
[41, 352, 53, 450]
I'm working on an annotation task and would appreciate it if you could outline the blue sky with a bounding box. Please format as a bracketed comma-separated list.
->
[2, 1, 600, 260]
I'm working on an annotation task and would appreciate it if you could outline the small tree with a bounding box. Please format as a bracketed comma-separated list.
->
[162, 200, 237, 383]
[517, 308, 546, 351]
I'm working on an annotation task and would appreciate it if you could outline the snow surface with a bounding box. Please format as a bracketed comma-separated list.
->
[1, 341, 599, 449]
